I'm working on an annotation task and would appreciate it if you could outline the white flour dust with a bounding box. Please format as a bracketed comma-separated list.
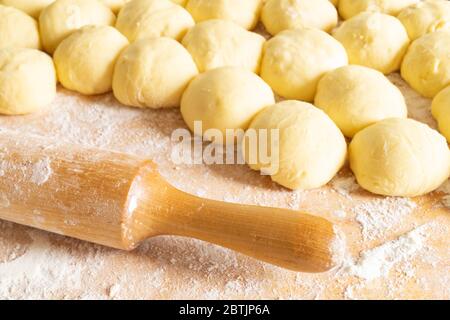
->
[30, 157, 52, 186]
[343, 224, 429, 281]
[354, 198, 418, 241]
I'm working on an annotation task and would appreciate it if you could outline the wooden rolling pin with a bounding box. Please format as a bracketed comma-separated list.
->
[0, 131, 342, 272]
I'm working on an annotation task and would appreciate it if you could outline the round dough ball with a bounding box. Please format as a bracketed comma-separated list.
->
[0, 5, 41, 50]
[315, 65, 408, 138]
[0, 0, 54, 18]
[261, 0, 338, 35]
[333, 12, 410, 74]
[401, 30, 450, 98]
[261, 28, 348, 102]
[116, 0, 194, 43]
[350, 118, 450, 197]
[181, 67, 275, 140]
[186, 0, 262, 30]
[182, 20, 265, 73]
[330, 0, 338, 6]
[432, 85, 450, 142]
[39, 0, 115, 54]
[0, 48, 56, 115]
[113, 37, 198, 109]
[243, 100, 347, 190]
[338, 0, 419, 20]
[398, 0, 450, 41]
[54, 25, 129, 95]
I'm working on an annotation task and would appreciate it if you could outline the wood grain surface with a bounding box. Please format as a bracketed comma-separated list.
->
[0, 71, 448, 299]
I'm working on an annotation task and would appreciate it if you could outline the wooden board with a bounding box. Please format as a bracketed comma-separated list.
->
[0, 71, 448, 299]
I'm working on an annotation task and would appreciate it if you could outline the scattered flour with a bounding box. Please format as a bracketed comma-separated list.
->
[30, 157, 52, 186]
[354, 197, 417, 241]
[437, 180, 450, 209]
[343, 224, 429, 281]
[333, 210, 347, 219]
[331, 176, 359, 199]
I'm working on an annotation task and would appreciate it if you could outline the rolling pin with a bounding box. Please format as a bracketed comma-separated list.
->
[0, 131, 342, 272]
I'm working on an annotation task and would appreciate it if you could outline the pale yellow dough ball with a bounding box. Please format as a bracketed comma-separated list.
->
[333, 12, 410, 74]
[432, 86, 450, 142]
[315, 65, 407, 138]
[116, 0, 194, 43]
[261, 0, 338, 35]
[113, 37, 198, 109]
[0, 5, 41, 50]
[261, 28, 348, 102]
[338, 0, 419, 20]
[401, 30, 450, 98]
[398, 0, 450, 41]
[0, 0, 54, 18]
[181, 67, 275, 140]
[182, 20, 265, 73]
[54, 26, 129, 95]
[39, 0, 115, 54]
[243, 100, 347, 190]
[350, 118, 450, 197]
[0, 48, 56, 115]
[186, 0, 262, 30]
[330, 0, 338, 6]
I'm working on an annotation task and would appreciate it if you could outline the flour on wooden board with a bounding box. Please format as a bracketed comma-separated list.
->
[342, 224, 429, 281]
[354, 198, 418, 241]
[0, 68, 448, 298]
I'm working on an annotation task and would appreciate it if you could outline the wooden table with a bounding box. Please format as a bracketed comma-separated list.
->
[0, 71, 448, 299]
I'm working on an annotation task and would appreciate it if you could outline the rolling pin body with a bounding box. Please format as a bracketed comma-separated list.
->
[0, 132, 340, 272]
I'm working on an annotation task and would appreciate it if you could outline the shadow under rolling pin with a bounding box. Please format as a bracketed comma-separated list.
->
[0, 131, 342, 272]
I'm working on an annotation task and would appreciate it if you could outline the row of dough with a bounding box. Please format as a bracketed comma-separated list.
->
[1, 0, 449, 100]
[1, 11, 449, 140]
[0, 0, 448, 45]
[1, 0, 447, 40]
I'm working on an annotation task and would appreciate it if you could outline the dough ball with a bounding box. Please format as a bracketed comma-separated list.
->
[113, 37, 198, 109]
[181, 67, 275, 140]
[432, 85, 450, 142]
[243, 100, 347, 190]
[0, 48, 56, 115]
[54, 25, 129, 95]
[261, 0, 338, 35]
[401, 30, 450, 98]
[350, 118, 450, 197]
[39, 0, 115, 54]
[330, 0, 338, 6]
[182, 20, 265, 73]
[186, 0, 263, 30]
[261, 28, 348, 102]
[333, 12, 410, 74]
[0, 5, 41, 50]
[0, 0, 54, 18]
[116, 0, 194, 43]
[398, 0, 450, 41]
[99, 0, 130, 13]
[338, 0, 419, 20]
[315, 65, 408, 138]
